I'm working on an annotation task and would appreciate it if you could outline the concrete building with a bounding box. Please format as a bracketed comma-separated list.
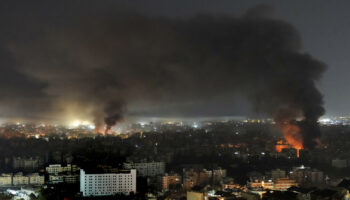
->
[12, 172, 29, 186]
[49, 175, 64, 184]
[13, 157, 43, 171]
[332, 159, 347, 168]
[274, 177, 298, 191]
[80, 169, 136, 197]
[183, 169, 199, 190]
[271, 169, 286, 180]
[46, 164, 80, 184]
[64, 174, 79, 184]
[0, 172, 44, 186]
[248, 177, 297, 191]
[309, 169, 324, 184]
[241, 192, 260, 200]
[182, 168, 227, 190]
[248, 179, 274, 190]
[222, 178, 238, 190]
[291, 166, 324, 184]
[49, 174, 79, 184]
[123, 162, 165, 177]
[28, 173, 45, 185]
[0, 174, 12, 186]
[187, 191, 206, 200]
[162, 173, 181, 191]
[46, 164, 80, 175]
[212, 168, 227, 183]
[199, 168, 227, 184]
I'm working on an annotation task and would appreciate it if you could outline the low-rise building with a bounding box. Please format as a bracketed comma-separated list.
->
[222, 178, 239, 190]
[0, 172, 44, 186]
[187, 191, 206, 200]
[290, 166, 324, 184]
[46, 164, 80, 184]
[12, 157, 43, 171]
[309, 169, 324, 184]
[248, 179, 274, 190]
[332, 159, 347, 168]
[274, 177, 298, 191]
[212, 168, 227, 183]
[162, 173, 181, 191]
[46, 164, 80, 175]
[48, 174, 79, 184]
[183, 168, 227, 190]
[0, 174, 12, 186]
[271, 169, 286, 180]
[64, 174, 79, 184]
[28, 173, 45, 185]
[12, 172, 29, 186]
[49, 175, 64, 184]
[248, 177, 297, 191]
[123, 162, 165, 177]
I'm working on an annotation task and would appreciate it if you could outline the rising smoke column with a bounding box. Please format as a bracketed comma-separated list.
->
[104, 101, 125, 134]
[2, 3, 326, 146]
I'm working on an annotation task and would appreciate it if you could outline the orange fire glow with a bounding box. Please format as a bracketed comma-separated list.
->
[95, 127, 114, 136]
[95, 128, 104, 135]
[276, 122, 303, 157]
[275, 140, 289, 152]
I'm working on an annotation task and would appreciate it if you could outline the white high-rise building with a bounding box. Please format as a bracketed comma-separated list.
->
[80, 169, 136, 197]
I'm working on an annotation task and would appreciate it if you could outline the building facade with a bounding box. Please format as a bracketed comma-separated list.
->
[12, 157, 43, 171]
[162, 173, 181, 191]
[0, 174, 12, 186]
[332, 159, 347, 168]
[12, 172, 29, 186]
[271, 169, 286, 180]
[0, 172, 44, 186]
[46, 164, 80, 184]
[28, 173, 45, 185]
[274, 178, 298, 191]
[46, 164, 80, 175]
[123, 162, 165, 177]
[80, 169, 136, 197]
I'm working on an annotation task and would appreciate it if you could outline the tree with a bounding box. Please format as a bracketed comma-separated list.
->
[0, 194, 12, 200]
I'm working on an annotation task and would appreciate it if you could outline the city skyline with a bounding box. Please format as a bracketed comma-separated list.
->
[1, 1, 350, 199]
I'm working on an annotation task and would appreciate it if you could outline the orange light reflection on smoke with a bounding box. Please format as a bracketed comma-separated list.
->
[276, 122, 303, 157]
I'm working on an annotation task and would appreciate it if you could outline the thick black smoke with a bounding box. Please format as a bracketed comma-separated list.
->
[1, 3, 326, 147]
[104, 101, 125, 134]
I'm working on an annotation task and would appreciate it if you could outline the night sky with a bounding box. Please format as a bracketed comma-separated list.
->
[0, 0, 348, 125]
[123, 0, 350, 117]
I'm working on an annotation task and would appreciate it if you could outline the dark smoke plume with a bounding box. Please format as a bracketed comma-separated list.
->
[0, 3, 326, 147]
[104, 101, 125, 134]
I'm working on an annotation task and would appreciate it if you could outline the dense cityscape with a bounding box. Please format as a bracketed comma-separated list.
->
[2, 0, 350, 199]
[0, 118, 349, 199]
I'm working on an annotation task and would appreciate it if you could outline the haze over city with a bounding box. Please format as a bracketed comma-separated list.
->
[1, 1, 350, 200]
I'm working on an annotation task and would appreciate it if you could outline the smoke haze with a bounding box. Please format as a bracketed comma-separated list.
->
[0, 2, 326, 147]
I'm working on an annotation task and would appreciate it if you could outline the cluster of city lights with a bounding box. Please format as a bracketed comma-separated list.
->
[69, 120, 95, 130]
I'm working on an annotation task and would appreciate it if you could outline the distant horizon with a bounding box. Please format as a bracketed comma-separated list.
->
[0, 114, 348, 127]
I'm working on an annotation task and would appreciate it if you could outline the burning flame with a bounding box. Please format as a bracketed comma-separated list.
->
[95, 128, 104, 135]
[95, 126, 114, 136]
[275, 140, 289, 152]
[276, 122, 303, 157]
